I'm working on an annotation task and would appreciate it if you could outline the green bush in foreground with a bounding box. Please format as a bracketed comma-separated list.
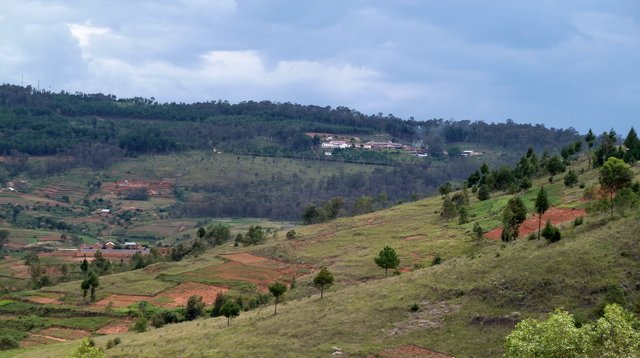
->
[72, 338, 105, 358]
[504, 304, 640, 358]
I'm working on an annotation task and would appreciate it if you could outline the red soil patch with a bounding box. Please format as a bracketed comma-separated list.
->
[220, 252, 276, 265]
[6, 261, 30, 279]
[485, 207, 587, 240]
[154, 281, 228, 307]
[93, 294, 155, 309]
[185, 252, 311, 291]
[375, 344, 453, 358]
[96, 318, 134, 335]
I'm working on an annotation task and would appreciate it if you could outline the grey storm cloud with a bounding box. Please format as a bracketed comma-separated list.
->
[0, 0, 638, 133]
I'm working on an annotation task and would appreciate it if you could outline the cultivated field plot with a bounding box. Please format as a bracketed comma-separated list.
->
[23, 292, 65, 305]
[0, 256, 31, 278]
[126, 219, 197, 238]
[485, 207, 587, 240]
[0, 227, 62, 245]
[95, 318, 134, 334]
[176, 252, 312, 291]
[93, 294, 154, 309]
[32, 183, 87, 203]
[154, 281, 228, 307]
[93, 281, 228, 308]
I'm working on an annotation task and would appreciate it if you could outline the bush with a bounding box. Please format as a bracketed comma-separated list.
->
[105, 336, 122, 350]
[541, 221, 562, 243]
[130, 316, 147, 333]
[410, 303, 420, 312]
[573, 217, 584, 226]
[286, 229, 296, 240]
[0, 335, 19, 350]
[185, 295, 205, 321]
[151, 313, 165, 328]
[563, 169, 578, 187]
[431, 255, 442, 266]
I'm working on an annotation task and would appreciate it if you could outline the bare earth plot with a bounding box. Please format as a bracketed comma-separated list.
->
[485, 207, 587, 240]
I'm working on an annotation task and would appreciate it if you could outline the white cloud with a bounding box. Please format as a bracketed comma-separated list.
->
[67, 22, 110, 48]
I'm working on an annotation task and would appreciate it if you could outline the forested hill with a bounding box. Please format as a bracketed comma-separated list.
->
[0, 84, 584, 220]
[0, 84, 580, 157]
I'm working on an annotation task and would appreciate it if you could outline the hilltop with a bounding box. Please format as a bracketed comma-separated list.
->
[2, 151, 639, 357]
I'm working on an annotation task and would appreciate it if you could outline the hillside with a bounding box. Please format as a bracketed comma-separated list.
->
[3, 155, 639, 357]
[0, 84, 582, 220]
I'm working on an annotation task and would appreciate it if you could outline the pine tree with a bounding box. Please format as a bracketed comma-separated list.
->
[374, 246, 400, 276]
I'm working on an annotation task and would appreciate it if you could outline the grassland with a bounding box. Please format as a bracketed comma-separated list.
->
[107, 151, 381, 186]
[3, 157, 640, 357]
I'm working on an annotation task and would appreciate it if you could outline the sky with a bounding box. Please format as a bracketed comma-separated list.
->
[0, 1, 638, 134]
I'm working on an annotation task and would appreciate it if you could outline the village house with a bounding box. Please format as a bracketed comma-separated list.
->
[321, 140, 350, 149]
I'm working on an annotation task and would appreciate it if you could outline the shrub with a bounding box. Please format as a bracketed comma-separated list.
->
[410, 303, 420, 312]
[573, 217, 584, 226]
[151, 313, 165, 328]
[185, 295, 205, 320]
[130, 316, 147, 333]
[286, 229, 296, 240]
[431, 255, 442, 266]
[0, 335, 19, 350]
[541, 221, 562, 243]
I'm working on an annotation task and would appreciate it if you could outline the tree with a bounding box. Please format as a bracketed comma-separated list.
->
[80, 258, 89, 273]
[534, 187, 550, 240]
[72, 338, 106, 358]
[623, 127, 640, 163]
[185, 295, 205, 320]
[81, 271, 100, 302]
[268, 282, 287, 315]
[220, 299, 241, 326]
[501, 196, 527, 242]
[585, 129, 596, 169]
[0, 229, 9, 251]
[313, 267, 334, 298]
[599, 157, 634, 216]
[477, 184, 490, 201]
[374, 246, 400, 277]
[440, 197, 457, 219]
[613, 187, 640, 216]
[473, 222, 484, 240]
[438, 182, 452, 197]
[302, 205, 321, 225]
[546, 155, 566, 176]
[563, 169, 578, 187]
[81, 279, 90, 302]
[204, 223, 231, 246]
[210, 292, 228, 317]
[458, 206, 469, 224]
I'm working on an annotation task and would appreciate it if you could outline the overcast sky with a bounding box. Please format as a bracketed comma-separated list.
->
[1, 1, 638, 134]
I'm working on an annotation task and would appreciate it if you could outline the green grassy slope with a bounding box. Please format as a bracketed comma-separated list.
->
[7, 160, 640, 357]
